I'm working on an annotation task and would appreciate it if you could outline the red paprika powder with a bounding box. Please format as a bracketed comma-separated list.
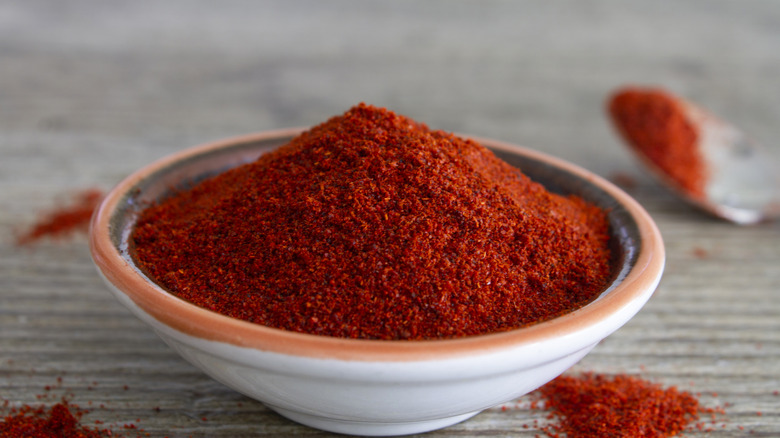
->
[16, 188, 104, 246]
[608, 87, 707, 199]
[531, 372, 723, 438]
[1, 400, 111, 438]
[132, 103, 612, 340]
[0, 378, 143, 438]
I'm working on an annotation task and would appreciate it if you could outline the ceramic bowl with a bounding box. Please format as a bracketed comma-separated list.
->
[90, 129, 664, 436]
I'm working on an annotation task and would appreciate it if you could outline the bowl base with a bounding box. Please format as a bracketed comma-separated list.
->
[270, 406, 481, 436]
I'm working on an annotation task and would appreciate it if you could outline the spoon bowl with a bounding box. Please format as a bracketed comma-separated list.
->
[681, 100, 780, 224]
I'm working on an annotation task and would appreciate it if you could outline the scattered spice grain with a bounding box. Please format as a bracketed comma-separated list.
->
[608, 87, 707, 199]
[16, 188, 104, 246]
[132, 104, 612, 340]
[0, 378, 149, 438]
[692, 246, 709, 259]
[609, 171, 638, 190]
[1, 399, 112, 438]
[531, 372, 724, 438]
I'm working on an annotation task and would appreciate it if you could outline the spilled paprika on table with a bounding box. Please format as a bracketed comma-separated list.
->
[131, 103, 612, 340]
[530, 372, 725, 438]
[0, 400, 110, 438]
[16, 188, 104, 246]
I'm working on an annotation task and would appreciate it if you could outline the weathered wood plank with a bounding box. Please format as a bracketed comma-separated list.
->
[2, 1, 779, 436]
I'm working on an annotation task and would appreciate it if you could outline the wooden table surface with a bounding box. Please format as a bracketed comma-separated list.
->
[2, 1, 779, 436]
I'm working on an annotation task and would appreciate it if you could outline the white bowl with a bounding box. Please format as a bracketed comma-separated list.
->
[90, 129, 664, 436]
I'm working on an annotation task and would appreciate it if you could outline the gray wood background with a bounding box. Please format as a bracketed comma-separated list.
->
[2, 1, 779, 436]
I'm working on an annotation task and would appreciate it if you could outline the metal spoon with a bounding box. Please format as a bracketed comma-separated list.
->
[610, 89, 780, 225]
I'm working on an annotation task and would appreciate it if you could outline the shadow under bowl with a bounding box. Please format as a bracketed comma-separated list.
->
[90, 129, 664, 436]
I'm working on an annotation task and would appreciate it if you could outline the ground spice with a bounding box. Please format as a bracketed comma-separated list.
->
[132, 103, 612, 340]
[609, 172, 638, 191]
[0, 378, 148, 438]
[531, 372, 723, 438]
[16, 188, 104, 246]
[1, 399, 111, 438]
[608, 87, 707, 199]
[692, 246, 709, 259]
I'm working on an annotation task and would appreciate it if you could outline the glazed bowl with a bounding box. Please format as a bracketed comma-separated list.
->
[90, 129, 664, 436]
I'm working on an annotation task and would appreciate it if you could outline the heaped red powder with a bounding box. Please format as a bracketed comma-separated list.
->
[131, 103, 613, 340]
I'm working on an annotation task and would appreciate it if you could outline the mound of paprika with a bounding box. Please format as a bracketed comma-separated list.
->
[132, 104, 612, 340]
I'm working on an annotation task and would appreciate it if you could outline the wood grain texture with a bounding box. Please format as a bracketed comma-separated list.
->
[2, 1, 779, 436]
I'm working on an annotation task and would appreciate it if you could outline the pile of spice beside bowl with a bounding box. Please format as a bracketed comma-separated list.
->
[90, 104, 665, 436]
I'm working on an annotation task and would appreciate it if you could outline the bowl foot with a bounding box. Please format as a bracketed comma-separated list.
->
[269, 406, 481, 436]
